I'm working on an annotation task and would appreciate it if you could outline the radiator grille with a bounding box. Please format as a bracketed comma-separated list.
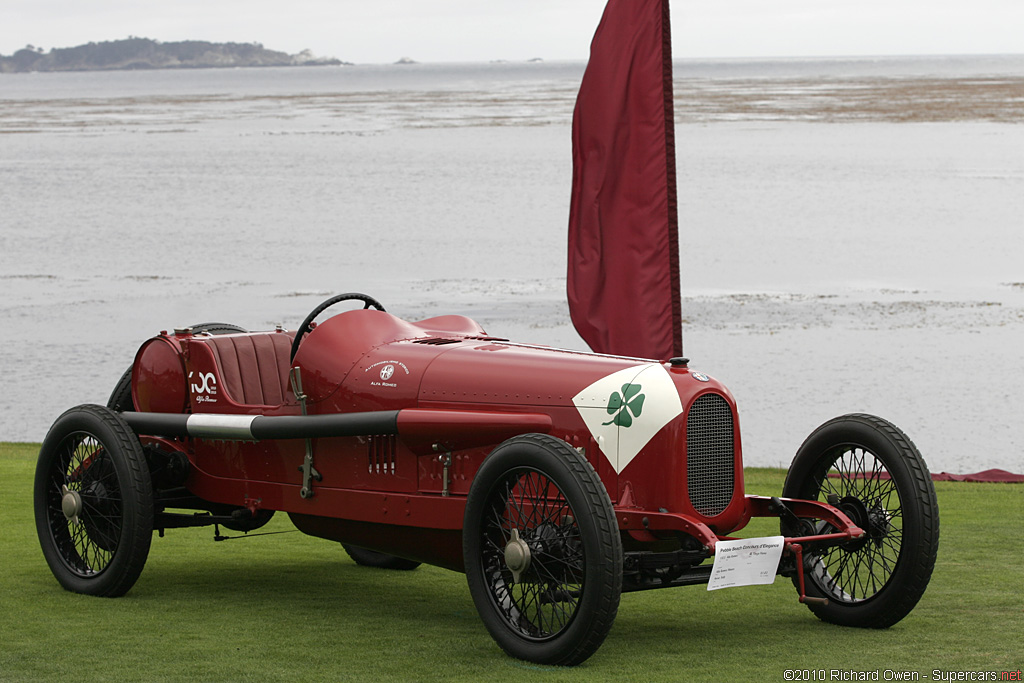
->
[686, 393, 735, 517]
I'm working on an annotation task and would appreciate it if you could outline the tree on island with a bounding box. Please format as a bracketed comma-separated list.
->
[0, 37, 346, 73]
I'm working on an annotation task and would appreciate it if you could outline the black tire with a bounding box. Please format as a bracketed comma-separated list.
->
[783, 414, 939, 628]
[106, 322, 247, 412]
[107, 366, 135, 412]
[463, 434, 622, 666]
[187, 323, 249, 335]
[342, 544, 421, 570]
[34, 405, 154, 597]
[222, 508, 276, 533]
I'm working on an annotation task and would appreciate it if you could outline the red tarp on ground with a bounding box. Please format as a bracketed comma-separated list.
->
[567, 0, 683, 360]
[931, 469, 1024, 483]
[831, 469, 1024, 483]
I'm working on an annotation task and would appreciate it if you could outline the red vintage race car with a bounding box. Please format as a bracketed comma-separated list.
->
[35, 293, 939, 665]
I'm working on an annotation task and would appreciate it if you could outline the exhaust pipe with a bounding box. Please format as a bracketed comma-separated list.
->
[121, 408, 552, 449]
[122, 411, 399, 441]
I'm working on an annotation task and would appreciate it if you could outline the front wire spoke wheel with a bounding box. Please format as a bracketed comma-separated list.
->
[35, 405, 154, 597]
[783, 414, 939, 628]
[814, 447, 903, 602]
[48, 434, 120, 574]
[464, 434, 621, 666]
[481, 470, 582, 640]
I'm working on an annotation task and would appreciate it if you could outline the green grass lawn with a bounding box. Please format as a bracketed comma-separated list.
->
[2, 442, 1020, 682]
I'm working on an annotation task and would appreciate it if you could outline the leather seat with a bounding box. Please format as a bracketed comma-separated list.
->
[200, 333, 294, 406]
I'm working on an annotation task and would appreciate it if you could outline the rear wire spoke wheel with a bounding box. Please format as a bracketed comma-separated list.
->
[220, 508, 276, 533]
[342, 544, 421, 570]
[783, 414, 939, 628]
[464, 434, 621, 666]
[34, 405, 154, 597]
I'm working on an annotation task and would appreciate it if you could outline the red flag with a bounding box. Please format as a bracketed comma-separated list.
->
[567, 0, 682, 360]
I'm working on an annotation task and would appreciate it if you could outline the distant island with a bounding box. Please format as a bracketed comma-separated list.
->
[0, 37, 347, 73]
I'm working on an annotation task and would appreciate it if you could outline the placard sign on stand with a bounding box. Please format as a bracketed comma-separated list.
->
[707, 536, 785, 591]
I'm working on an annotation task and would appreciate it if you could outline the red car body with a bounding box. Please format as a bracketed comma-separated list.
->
[35, 297, 938, 665]
[131, 308, 853, 570]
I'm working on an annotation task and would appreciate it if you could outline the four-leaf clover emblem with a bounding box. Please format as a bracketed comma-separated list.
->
[603, 383, 645, 427]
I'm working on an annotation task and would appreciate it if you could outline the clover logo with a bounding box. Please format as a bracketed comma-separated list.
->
[603, 383, 645, 427]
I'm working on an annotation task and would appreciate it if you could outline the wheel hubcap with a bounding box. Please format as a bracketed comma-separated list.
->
[504, 529, 532, 584]
[836, 495, 873, 551]
[61, 485, 83, 525]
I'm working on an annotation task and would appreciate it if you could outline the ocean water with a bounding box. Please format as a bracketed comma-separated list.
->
[2, 57, 1023, 472]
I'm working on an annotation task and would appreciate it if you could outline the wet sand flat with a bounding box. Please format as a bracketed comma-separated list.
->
[1, 59, 1021, 471]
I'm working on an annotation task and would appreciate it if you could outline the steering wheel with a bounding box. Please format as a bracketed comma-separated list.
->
[289, 292, 386, 362]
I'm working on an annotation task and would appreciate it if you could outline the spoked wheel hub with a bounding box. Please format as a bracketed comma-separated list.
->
[836, 495, 893, 551]
[865, 503, 895, 543]
[503, 522, 577, 585]
[835, 495, 870, 551]
[60, 485, 83, 525]
[503, 529, 532, 584]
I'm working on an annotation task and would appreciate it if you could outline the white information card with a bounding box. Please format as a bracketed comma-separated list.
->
[707, 536, 785, 591]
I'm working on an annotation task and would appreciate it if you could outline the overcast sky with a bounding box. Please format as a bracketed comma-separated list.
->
[2, 0, 1022, 63]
